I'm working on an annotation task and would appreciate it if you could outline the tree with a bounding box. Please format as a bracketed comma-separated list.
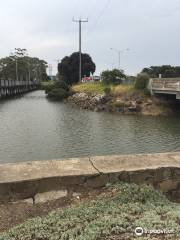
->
[0, 48, 48, 81]
[58, 52, 96, 85]
[101, 69, 126, 85]
[142, 65, 180, 78]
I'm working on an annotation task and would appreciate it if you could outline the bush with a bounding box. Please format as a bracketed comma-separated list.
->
[40, 81, 55, 93]
[135, 73, 149, 90]
[45, 84, 54, 94]
[54, 80, 69, 91]
[45, 80, 70, 101]
[47, 88, 69, 100]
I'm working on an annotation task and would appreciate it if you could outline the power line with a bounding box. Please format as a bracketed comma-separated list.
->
[90, 0, 111, 32]
[83, 0, 111, 44]
[73, 18, 88, 82]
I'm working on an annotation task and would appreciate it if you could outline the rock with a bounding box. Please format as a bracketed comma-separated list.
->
[124, 101, 132, 107]
[35, 190, 68, 203]
[136, 99, 143, 104]
[146, 99, 153, 105]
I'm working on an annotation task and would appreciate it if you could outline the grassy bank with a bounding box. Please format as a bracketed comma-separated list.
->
[72, 82, 136, 96]
[2, 183, 180, 240]
[42, 81, 139, 97]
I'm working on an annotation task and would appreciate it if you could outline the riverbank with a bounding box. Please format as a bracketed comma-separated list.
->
[67, 83, 174, 116]
[2, 183, 180, 239]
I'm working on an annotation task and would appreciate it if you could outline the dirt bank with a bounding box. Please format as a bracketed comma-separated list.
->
[67, 92, 174, 116]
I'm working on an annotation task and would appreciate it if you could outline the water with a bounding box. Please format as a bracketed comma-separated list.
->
[0, 90, 180, 164]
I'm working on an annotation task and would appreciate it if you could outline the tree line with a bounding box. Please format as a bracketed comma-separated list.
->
[142, 65, 180, 78]
[0, 48, 48, 82]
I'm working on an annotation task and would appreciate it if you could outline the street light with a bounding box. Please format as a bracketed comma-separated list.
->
[110, 48, 129, 70]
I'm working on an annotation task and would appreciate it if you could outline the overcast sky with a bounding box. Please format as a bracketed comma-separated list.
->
[1, 0, 180, 75]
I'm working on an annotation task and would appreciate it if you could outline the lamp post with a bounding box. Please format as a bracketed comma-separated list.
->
[110, 48, 129, 70]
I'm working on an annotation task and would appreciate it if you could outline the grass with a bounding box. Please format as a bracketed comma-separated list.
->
[72, 82, 106, 94]
[2, 183, 180, 240]
[72, 82, 136, 96]
[72, 83, 151, 99]
[112, 84, 135, 96]
[43, 82, 138, 97]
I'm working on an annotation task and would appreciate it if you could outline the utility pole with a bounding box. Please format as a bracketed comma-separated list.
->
[73, 18, 88, 82]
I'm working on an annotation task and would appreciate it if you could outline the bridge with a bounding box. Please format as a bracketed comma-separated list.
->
[0, 79, 40, 99]
[149, 78, 180, 99]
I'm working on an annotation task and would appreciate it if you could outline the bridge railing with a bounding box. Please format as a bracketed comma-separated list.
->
[0, 79, 39, 87]
[150, 78, 180, 91]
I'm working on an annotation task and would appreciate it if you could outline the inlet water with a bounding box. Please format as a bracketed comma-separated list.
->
[0, 90, 180, 164]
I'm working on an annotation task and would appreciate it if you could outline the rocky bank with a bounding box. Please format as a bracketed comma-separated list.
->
[67, 92, 173, 116]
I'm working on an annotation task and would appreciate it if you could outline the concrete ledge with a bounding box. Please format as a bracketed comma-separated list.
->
[0, 153, 180, 202]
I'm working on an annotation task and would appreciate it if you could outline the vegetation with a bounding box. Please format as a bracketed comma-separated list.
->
[44, 52, 96, 100]
[58, 52, 96, 85]
[142, 65, 180, 78]
[72, 82, 106, 94]
[101, 69, 126, 85]
[45, 80, 70, 101]
[135, 73, 149, 90]
[2, 183, 180, 240]
[112, 84, 135, 95]
[40, 81, 55, 90]
[72, 82, 135, 96]
[0, 48, 48, 81]
[47, 88, 69, 100]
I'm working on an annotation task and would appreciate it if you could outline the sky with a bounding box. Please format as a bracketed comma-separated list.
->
[1, 0, 180, 76]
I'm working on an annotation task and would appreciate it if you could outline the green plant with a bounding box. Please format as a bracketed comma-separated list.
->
[44, 82, 55, 94]
[47, 88, 69, 100]
[54, 80, 69, 91]
[135, 73, 149, 90]
[3, 183, 180, 240]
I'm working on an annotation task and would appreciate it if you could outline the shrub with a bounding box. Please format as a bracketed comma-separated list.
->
[54, 80, 69, 91]
[45, 80, 70, 100]
[47, 88, 69, 100]
[135, 73, 149, 90]
[40, 81, 55, 93]
[44, 84, 54, 94]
